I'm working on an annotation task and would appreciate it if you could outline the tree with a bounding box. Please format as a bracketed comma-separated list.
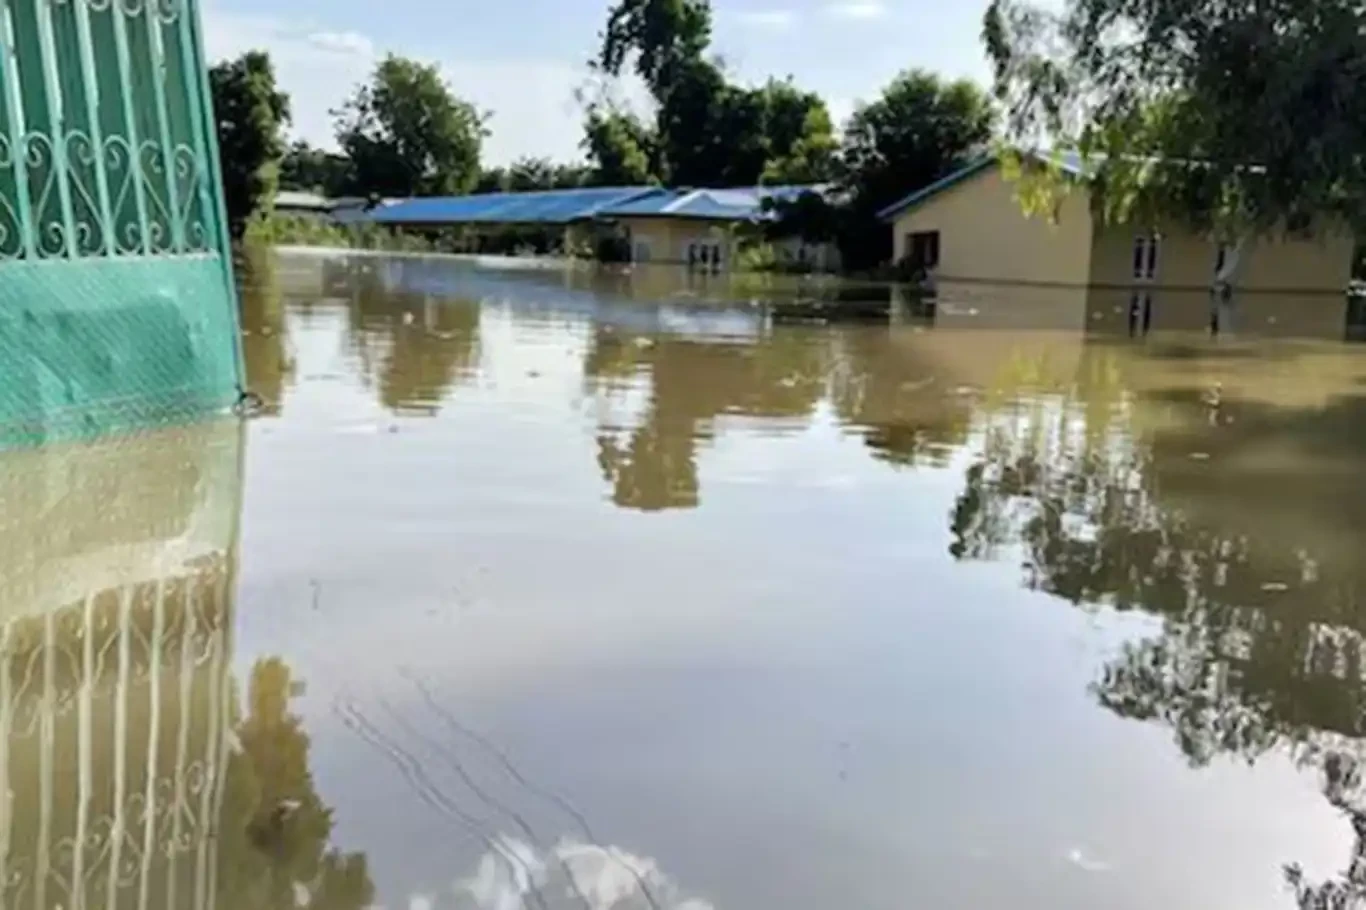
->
[759, 80, 838, 185]
[597, 0, 713, 98]
[280, 140, 352, 196]
[982, 0, 1366, 233]
[475, 166, 510, 193]
[836, 69, 994, 269]
[582, 107, 658, 185]
[333, 55, 488, 198]
[209, 51, 289, 237]
[592, 0, 834, 189]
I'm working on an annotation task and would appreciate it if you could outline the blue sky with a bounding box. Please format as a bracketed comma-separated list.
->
[203, 0, 996, 165]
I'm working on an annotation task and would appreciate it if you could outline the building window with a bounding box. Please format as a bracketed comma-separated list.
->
[906, 231, 940, 271]
[1133, 233, 1160, 281]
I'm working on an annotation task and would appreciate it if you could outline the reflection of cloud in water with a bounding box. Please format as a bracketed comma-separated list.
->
[452, 836, 714, 910]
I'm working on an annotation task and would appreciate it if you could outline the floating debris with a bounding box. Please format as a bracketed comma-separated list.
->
[1261, 582, 1290, 593]
[1189, 452, 1211, 461]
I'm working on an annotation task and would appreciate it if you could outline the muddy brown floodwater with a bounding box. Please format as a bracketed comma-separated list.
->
[8, 248, 1366, 910]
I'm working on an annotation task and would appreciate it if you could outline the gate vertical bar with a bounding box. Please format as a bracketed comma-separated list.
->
[74, 594, 96, 910]
[0, 0, 37, 257]
[165, 583, 194, 910]
[182, 0, 245, 389]
[32, 0, 77, 257]
[106, 589, 132, 910]
[137, 578, 165, 910]
[35, 612, 55, 910]
[109, 0, 150, 253]
[71, 0, 117, 254]
[143, 0, 180, 251]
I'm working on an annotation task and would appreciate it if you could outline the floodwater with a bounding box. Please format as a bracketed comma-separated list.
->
[8, 249, 1366, 910]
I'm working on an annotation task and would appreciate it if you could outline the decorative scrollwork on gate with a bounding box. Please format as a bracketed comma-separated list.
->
[0, 134, 22, 259]
[1, 0, 221, 262]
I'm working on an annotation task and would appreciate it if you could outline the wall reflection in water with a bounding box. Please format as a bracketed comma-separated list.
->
[0, 422, 373, 910]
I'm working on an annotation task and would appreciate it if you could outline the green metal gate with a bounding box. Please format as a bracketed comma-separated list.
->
[0, 0, 242, 449]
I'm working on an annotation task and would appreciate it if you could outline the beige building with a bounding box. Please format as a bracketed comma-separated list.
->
[880, 154, 1355, 296]
[600, 187, 841, 273]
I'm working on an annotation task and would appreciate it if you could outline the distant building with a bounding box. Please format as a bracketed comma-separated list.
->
[594, 186, 840, 272]
[878, 152, 1354, 296]
[361, 185, 838, 272]
[274, 190, 335, 219]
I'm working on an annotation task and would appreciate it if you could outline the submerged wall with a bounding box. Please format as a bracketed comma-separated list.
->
[0, 0, 241, 447]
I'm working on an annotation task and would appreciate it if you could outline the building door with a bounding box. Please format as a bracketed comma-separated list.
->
[905, 231, 940, 273]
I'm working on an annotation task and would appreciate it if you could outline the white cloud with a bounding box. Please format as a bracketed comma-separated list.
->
[735, 9, 796, 28]
[306, 30, 375, 57]
[201, 4, 597, 166]
[823, 1, 888, 19]
[454, 836, 714, 910]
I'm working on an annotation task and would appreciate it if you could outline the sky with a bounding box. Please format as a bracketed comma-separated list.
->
[202, 0, 996, 166]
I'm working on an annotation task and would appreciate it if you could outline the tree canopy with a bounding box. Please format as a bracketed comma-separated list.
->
[280, 140, 352, 197]
[983, 0, 1366, 232]
[333, 54, 488, 198]
[834, 69, 995, 268]
[209, 51, 290, 237]
[588, 0, 838, 189]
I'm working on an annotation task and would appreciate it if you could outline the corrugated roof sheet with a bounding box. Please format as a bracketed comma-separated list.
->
[370, 186, 665, 225]
[597, 184, 826, 220]
[876, 150, 1100, 222]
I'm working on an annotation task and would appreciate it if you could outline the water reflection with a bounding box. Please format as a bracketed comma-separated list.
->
[338, 260, 482, 416]
[0, 423, 373, 910]
[586, 328, 827, 511]
[235, 251, 1366, 909]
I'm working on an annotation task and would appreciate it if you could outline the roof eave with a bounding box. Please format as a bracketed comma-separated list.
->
[876, 155, 1000, 223]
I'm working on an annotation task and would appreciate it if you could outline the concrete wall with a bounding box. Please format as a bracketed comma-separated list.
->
[890, 164, 1095, 286]
[621, 218, 736, 269]
[1090, 219, 1354, 294]
[890, 164, 1354, 295]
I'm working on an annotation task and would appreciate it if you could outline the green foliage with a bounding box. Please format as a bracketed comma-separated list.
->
[334, 55, 488, 198]
[591, 1, 837, 188]
[835, 69, 994, 270]
[209, 51, 290, 238]
[983, 0, 1366, 232]
[487, 157, 593, 191]
[245, 213, 435, 253]
[582, 107, 659, 185]
[598, 0, 713, 97]
[280, 140, 352, 196]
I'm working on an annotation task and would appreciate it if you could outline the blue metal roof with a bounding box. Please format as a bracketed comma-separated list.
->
[596, 184, 827, 220]
[876, 150, 1095, 222]
[369, 186, 665, 226]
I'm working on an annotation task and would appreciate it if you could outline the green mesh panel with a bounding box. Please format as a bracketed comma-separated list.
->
[0, 0, 242, 449]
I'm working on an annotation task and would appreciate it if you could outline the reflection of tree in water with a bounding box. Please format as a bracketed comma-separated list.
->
[829, 330, 978, 469]
[586, 327, 828, 511]
[945, 355, 1366, 906]
[342, 260, 481, 415]
[236, 246, 294, 414]
[218, 657, 374, 910]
